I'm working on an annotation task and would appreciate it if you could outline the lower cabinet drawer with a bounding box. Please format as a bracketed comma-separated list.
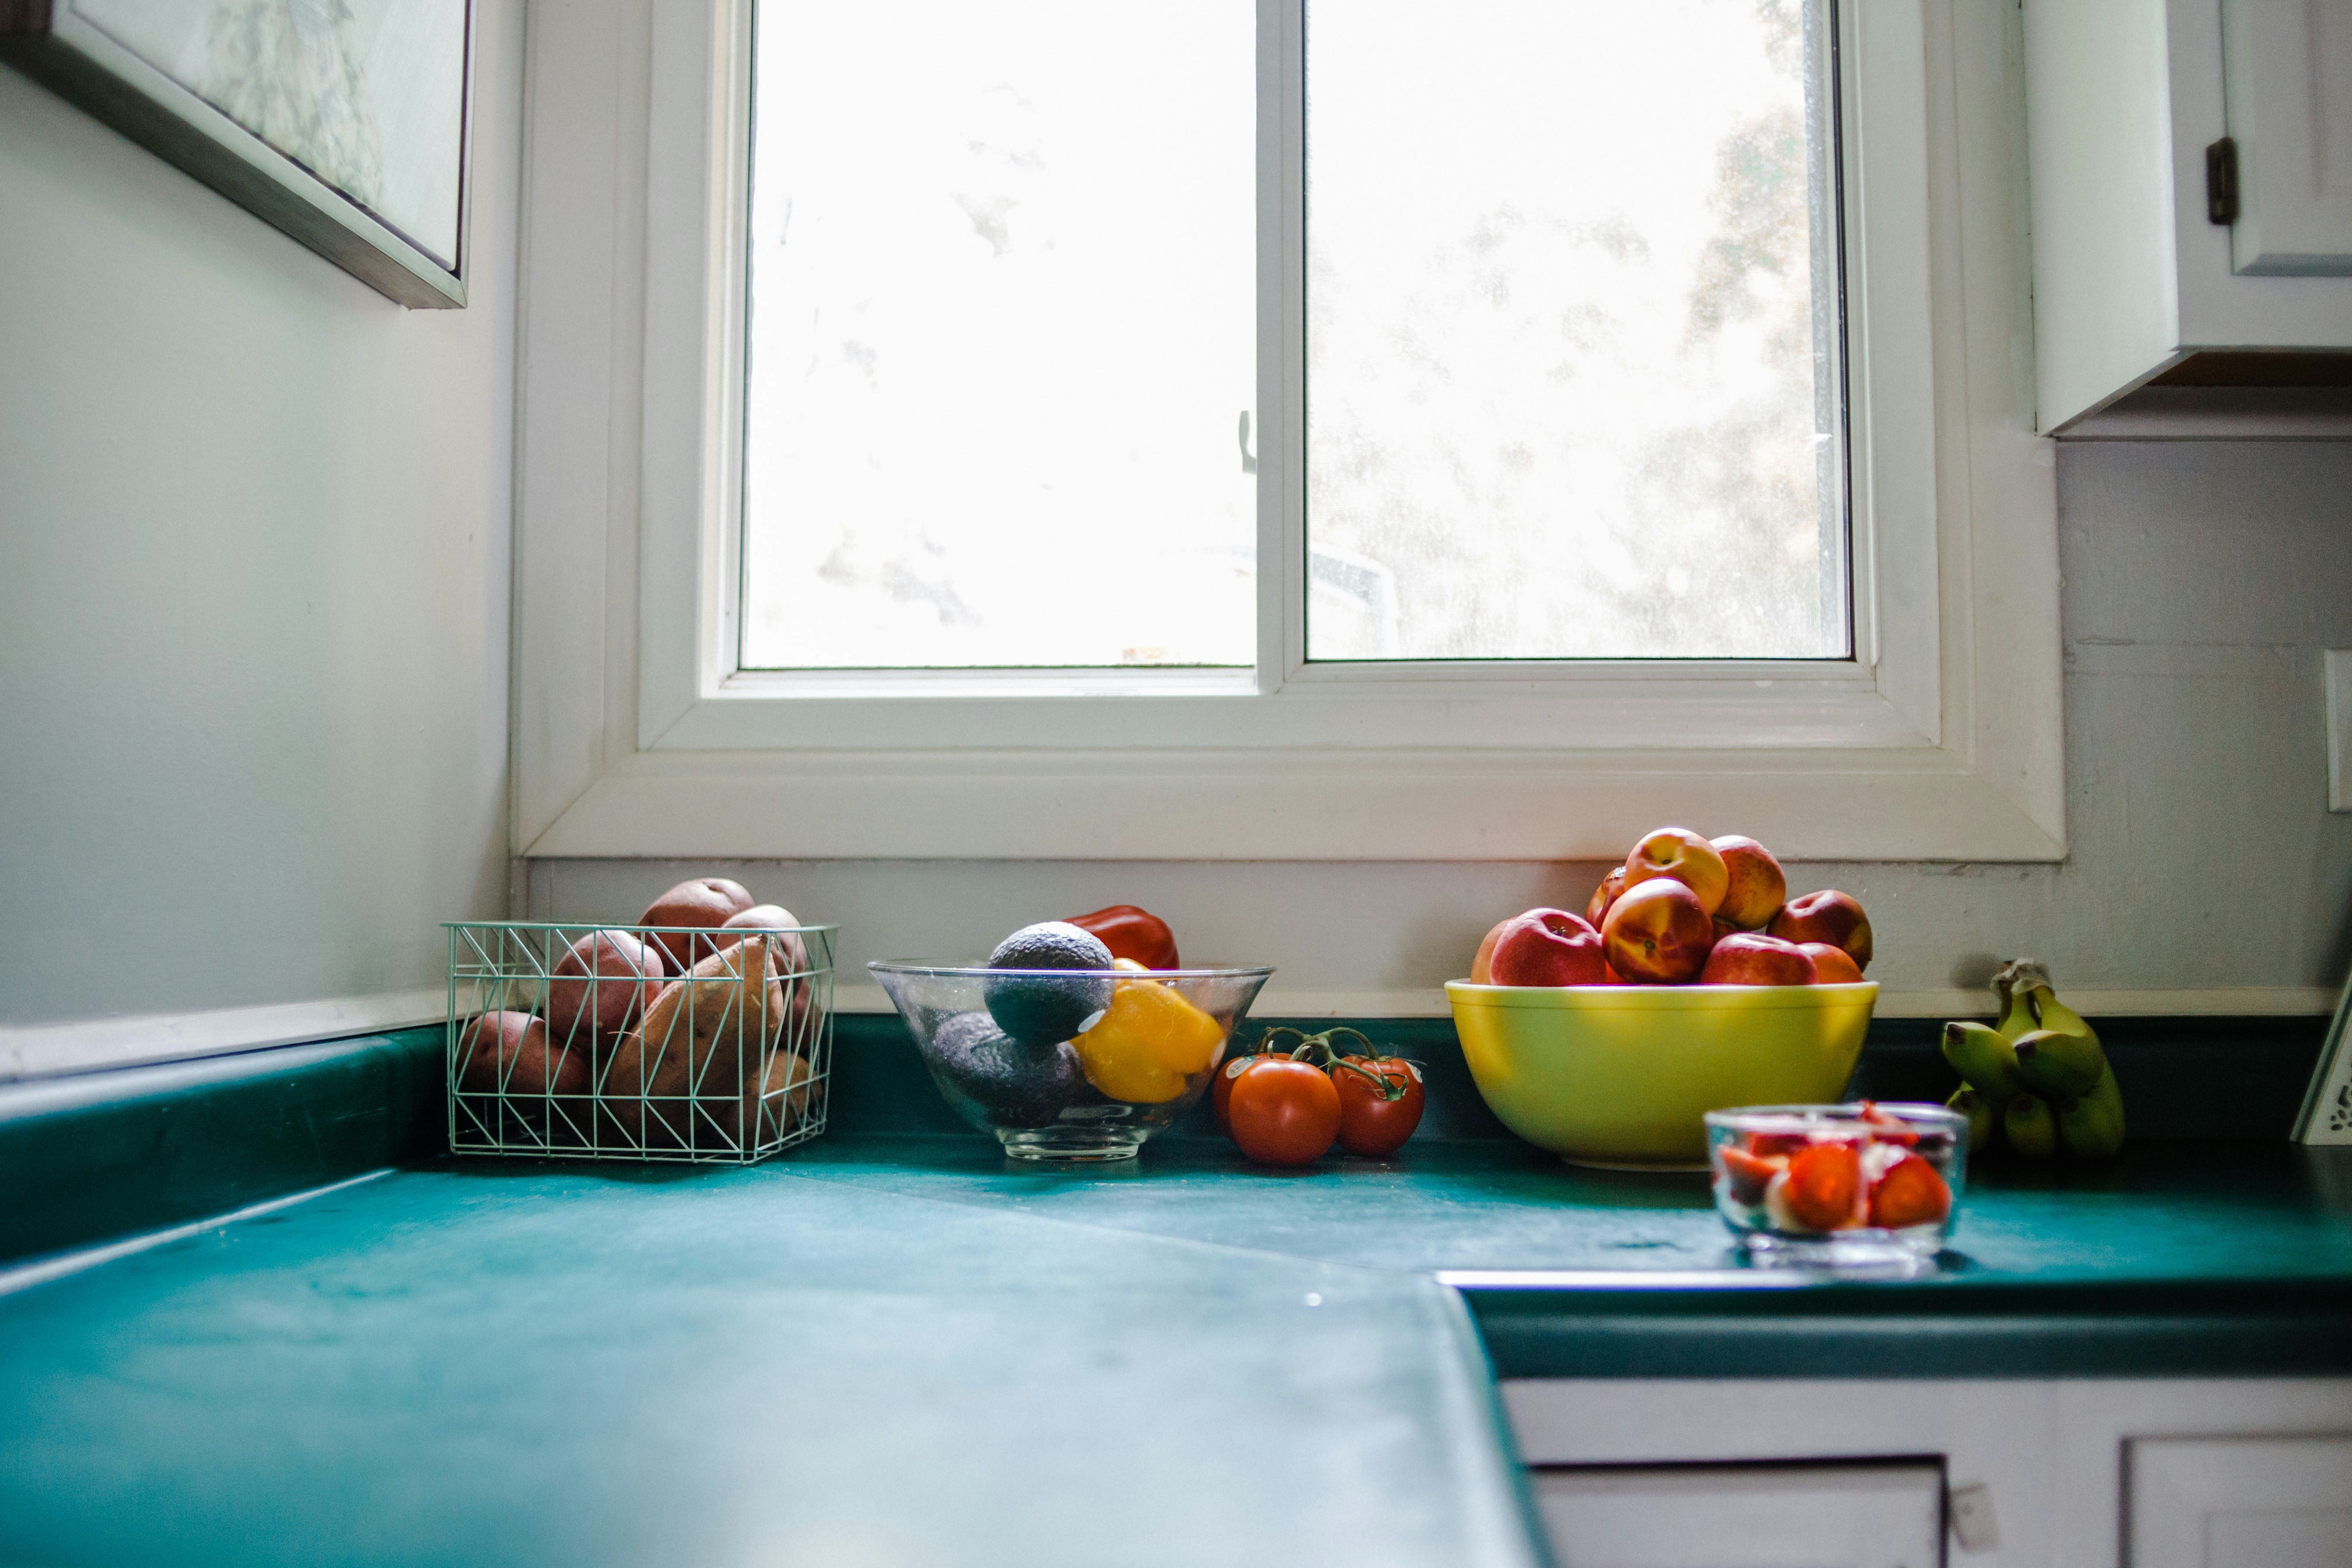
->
[1528, 1460, 1944, 1568]
[2127, 1435, 2352, 1568]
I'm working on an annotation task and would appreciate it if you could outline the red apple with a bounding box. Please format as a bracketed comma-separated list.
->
[1624, 827, 1730, 916]
[1800, 942, 1865, 984]
[1710, 835, 1787, 931]
[1768, 890, 1875, 971]
[1469, 917, 1511, 984]
[545, 930, 666, 1048]
[1699, 932, 1819, 986]
[1600, 878, 1716, 984]
[1585, 867, 1628, 928]
[639, 877, 757, 972]
[1486, 908, 1608, 987]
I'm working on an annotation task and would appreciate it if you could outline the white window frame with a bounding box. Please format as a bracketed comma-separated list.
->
[511, 0, 2062, 863]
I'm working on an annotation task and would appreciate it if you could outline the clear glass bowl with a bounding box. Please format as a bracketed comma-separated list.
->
[1704, 1103, 1966, 1269]
[870, 961, 1275, 1161]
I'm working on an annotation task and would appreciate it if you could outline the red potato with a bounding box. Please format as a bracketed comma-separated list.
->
[721, 904, 816, 1041]
[544, 930, 666, 1050]
[639, 877, 756, 973]
[456, 1012, 590, 1145]
[601, 938, 793, 1152]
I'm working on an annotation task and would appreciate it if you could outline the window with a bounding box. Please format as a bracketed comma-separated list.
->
[512, 0, 2064, 863]
[740, 2, 1257, 671]
[737, 0, 1847, 674]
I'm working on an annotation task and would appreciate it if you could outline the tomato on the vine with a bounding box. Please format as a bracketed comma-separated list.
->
[1227, 1059, 1341, 1166]
[1330, 1054, 1425, 1157]
[1214, 1038, 1303, 1134]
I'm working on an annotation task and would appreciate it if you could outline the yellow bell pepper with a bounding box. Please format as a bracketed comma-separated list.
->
[1074, 978, 1224, 1103]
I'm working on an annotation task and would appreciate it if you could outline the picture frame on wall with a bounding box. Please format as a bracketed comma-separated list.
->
[0, 0, 473, 309]
[2291, 956, 2352, 1144]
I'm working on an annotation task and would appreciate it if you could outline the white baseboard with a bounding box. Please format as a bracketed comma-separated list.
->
[829, 984, 2341, 1020]
[0, 988, 448, 1085]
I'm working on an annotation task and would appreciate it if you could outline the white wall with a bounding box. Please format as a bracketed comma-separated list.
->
[0, 2, 522, 1036]
[528, 439, 2352, 1016]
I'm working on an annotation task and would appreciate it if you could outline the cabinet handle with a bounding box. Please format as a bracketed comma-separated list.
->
[2206, 137, 2239, 226]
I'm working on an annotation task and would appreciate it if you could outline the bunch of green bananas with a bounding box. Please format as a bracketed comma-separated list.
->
[1941, 959, 2125, 1161]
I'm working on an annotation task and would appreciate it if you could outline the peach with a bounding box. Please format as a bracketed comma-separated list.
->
[1768, 890, 1874, 971]
[1600, 877, 1715, 984]
[1486, 908, 1607, 987]
[1469, 917, 1511, 984]
[640, 877, 756, 972]
[1710, 834, 1787, 931]
[1699, 932, 1818, 986]
[1800, 942, 1865, 984]
[545, 930, 666, 1049]
[1624, 827, 1730, 916]
[1585, 867, 1628, 928]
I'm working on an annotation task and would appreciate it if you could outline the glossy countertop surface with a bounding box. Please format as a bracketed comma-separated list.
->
[5, 1004, 2350, 1568]
[8, 1128, 2352, 1568]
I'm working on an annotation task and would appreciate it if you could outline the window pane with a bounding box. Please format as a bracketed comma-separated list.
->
[741, 2, 1256, 670]
[1305, 0, 1848, 661]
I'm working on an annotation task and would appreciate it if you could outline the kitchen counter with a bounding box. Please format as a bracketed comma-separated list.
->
[4, 1021, 2350, 1567]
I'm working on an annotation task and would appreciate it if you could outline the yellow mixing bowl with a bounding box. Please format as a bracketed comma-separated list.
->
[1446, 981, 1879, 1169]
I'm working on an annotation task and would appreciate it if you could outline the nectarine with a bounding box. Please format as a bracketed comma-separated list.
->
[1699, 932, 1818, 986]
[1799, 942, 1865, 983]
[1469, 917, 1511, 985]
[1768, 890, 1874, 971]
[1585, 867, 1628, 928]
[1624, 827, 1730, 916]
[1486, 908, 1607, 987]
[1601, 878, 1716, 984]
[1709, 835, 1787, 931]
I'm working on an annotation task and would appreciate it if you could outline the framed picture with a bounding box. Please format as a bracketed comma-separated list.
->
[0, 0, 473, 309]
[2292, 957, 2352, 1144]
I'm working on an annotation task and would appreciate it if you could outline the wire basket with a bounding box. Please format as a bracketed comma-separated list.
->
[444, 920, 836, 1163]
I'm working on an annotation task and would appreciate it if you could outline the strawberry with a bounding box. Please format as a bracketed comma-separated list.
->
[1782, 1142, 1863, 1231]
[1868, 1154, 1952, 1229]
[1719, 1145, 1786, 1206]
[1748, 1130, 1810, 1158]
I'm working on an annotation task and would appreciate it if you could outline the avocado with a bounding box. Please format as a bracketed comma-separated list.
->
[928, 1011, 1088, 1128]
[983, 922, 1114, 1045]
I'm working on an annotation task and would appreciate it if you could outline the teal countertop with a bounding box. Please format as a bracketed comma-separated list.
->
[4, 1018, 2349, 1567]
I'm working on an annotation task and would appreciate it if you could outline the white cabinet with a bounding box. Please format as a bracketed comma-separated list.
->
[1505, 1378, 2352, 1568]
[2024, 0, 2352, 432]
[1529, 1462, 1944, 1568]
[2220, 0, 2352, 273]
[2129, 1436, 2352, 1568]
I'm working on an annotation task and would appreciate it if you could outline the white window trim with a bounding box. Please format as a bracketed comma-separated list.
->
[511, 0, 2063, 863]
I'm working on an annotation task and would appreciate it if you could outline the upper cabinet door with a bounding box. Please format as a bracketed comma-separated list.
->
[2222, 0, 2352, 273]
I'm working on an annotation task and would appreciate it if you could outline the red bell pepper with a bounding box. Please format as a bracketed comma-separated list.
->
[1063, 905, 1181, 970]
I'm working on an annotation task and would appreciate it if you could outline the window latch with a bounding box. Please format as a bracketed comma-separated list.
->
[1239, 410, 1258, 475]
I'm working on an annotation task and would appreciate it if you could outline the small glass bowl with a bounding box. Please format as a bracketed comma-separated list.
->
[870, 961, 1274, 1162]
[1704, 1103, 1966, 1269]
